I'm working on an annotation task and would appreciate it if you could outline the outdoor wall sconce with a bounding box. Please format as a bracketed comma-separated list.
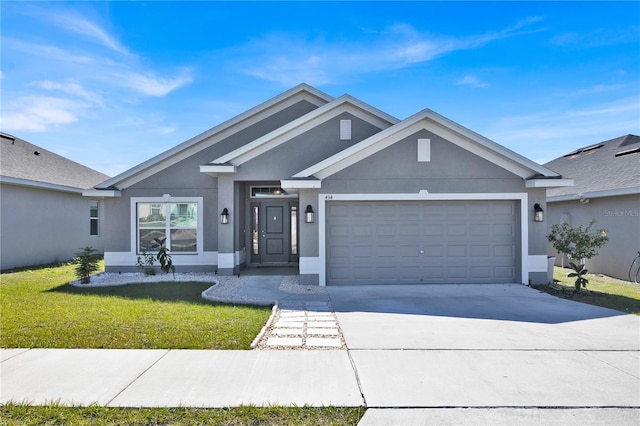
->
[534, 203, 544, 222]
[305, 205, 315, 223]
[220, 208, 229, 224]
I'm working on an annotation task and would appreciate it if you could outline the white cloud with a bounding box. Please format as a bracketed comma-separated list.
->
[241, 18, 544, 85]
[50, 12, 132, 56]
[456, 75, 489, 88]
[28, 80, 104, 106]
[116, 70, 194, 97]
[0, 96, 89, 132]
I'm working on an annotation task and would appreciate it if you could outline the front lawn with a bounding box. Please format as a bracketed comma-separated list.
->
[533, 267, 640, 315]
[0, 404, 366, 426]
[0, 263, 272, 349]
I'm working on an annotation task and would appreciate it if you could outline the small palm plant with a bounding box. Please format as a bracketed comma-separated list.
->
[153, 237, 175, 275]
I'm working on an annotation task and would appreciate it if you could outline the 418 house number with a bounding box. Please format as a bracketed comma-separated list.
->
[325, 195, 333, 200]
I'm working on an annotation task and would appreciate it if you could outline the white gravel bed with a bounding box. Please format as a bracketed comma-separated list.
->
[70, 272, 217, 287]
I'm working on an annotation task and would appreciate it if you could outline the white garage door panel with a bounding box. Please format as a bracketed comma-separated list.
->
[326, 201, 518, 285]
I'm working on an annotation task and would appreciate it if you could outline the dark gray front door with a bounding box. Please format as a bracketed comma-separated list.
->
[251, 201, 298, 264]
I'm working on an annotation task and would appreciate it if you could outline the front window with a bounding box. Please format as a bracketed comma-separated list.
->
[137, 202, 198, 253]
[90, 201, 99, 236]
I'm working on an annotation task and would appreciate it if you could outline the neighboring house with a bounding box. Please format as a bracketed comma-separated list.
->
[544, 135, 640, 281]
[0, 133, 110, 270]
[86, 84, 571, 286]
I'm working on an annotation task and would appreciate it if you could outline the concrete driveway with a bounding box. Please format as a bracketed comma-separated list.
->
[327, 284, 640, 412]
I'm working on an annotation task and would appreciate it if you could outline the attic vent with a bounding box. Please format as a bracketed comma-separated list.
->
[33, 151, 41, 156]
[340, 120, 352, 140]
[615, 147, 640, 157]
[563, 144, 604, 158]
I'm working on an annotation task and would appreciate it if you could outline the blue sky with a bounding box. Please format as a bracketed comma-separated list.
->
[2, 1, 638, 177]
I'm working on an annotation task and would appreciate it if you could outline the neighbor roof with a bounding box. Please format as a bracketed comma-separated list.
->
[544, 134, 640, 200]
[0, 133, 109, 192]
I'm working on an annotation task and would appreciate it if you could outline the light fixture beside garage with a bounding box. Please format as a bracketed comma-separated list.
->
[533, 203, 544, 222]
[220, 208, 230, 224]
[305, 205, 315, 223]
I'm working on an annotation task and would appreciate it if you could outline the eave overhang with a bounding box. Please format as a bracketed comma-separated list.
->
[82, 189, 122, 198]
[281, 178, 322, 189]
[525, 178, 574, 188]
[199, 164, 237, 177]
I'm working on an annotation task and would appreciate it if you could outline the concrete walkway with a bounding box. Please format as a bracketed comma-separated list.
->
[2, 278, 639, 425]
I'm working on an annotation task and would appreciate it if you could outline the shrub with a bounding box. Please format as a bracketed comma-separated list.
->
[136, 250, 156, 275]
[74, 247, 100, 284]
[547, 219, 608, 291]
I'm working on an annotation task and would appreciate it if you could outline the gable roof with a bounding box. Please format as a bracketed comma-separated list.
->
[95, 83, 333, 190]
[201, 94, 399, 173]
[291, 108, 565, 185]
[544, 134, 640, 200]
[0, 133, 110, 193]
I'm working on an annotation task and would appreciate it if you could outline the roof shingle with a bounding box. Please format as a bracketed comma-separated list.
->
[544, 134, 640, 198]
[0, 133, 110, 190]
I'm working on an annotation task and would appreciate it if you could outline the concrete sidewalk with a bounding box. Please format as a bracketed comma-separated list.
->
[1, 348, 362, 407]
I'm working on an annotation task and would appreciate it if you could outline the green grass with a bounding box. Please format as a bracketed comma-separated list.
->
[0, 263, 272, 349]
[0, 404, 366, 426]
[532, 267, 640, 315]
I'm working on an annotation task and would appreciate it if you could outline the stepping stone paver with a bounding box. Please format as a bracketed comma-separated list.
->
[266, 337, 303, 347]
[306, 337, 342, 348]
[307, 328, 340, 336]
[272, 328, 304, 336]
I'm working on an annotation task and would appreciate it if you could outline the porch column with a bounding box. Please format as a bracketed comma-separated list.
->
[217, 175, 236, 275]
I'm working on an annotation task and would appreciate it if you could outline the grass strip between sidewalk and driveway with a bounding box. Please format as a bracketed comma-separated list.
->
[0, 404, 366, 426]
[532, 266, 640, 315]
[0, 262, 272, 350]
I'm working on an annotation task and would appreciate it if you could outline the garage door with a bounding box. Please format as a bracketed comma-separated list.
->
[326, 201, 519, 285]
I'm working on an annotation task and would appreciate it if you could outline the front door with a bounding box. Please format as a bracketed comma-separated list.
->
[250, 201, 298, 264]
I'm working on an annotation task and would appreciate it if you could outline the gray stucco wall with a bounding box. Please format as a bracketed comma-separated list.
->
[1, 183, 104, 270]
[547, 194, 640, 281]
[236, 113, 382, 180]
[322, 129, 524, 193]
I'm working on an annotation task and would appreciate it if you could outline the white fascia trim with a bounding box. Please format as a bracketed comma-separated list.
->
[97, 85, 333, 190]
[82, 189, 122, 197]
[295, 109, 558, 181]
[199, 164, 237, 175]
[281, 179, 322, 189]
[0, 176, 84, 194]
[317, 192, 529, 287]
[528, 255, 549, 273]
[211, 95, 399, 166]
[548, 186, 640, 202]
[300, 257, 321, 275]
[218, 251, 245, 268]
[525, 178, 574, 188]
[105, 251, 218, 267]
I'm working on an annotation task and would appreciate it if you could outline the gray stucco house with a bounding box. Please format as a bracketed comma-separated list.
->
[87, 84, 571, 285]
[544, 135, 640, 281]
[1, 133, 109, 270]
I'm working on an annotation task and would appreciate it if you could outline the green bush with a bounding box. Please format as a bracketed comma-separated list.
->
[547, 219, 608, 291]
[73, 247, 100, 284]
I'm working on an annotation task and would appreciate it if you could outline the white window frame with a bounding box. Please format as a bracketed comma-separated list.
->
[89, 200, 99, 236]
[131, 196, 203, 256]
